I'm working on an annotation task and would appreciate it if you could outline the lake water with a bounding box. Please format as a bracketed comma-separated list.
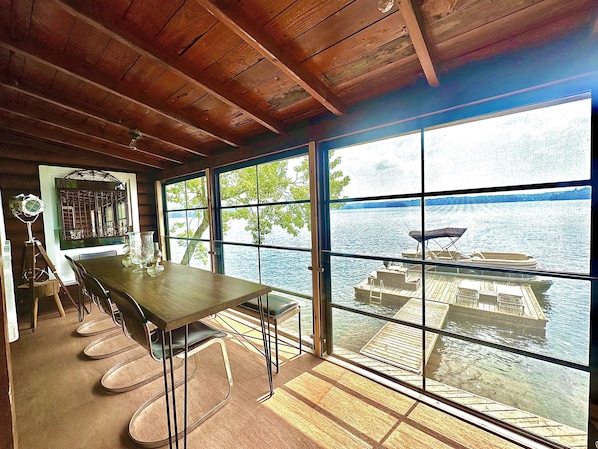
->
[218, 199, 590, 431]
[327, 200, 590, 431]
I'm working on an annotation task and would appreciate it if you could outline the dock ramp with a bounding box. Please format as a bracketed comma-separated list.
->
[360, 298, 449, 374]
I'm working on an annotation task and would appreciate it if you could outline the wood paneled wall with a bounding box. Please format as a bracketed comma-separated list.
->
[0, 131, 158, 298]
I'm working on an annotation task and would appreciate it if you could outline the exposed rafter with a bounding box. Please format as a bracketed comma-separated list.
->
[0, 108, 167, 169]
[0, 133, 142, 171]
[0, 80, 209, 158]
[0, 97, 183, 164]
[58, 0, 286, 135]
[400, 0, 439, 87]
[0, 32, 244, 148]
[196, 0, 347, 116]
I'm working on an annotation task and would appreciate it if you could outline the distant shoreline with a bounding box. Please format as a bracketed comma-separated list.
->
[341, 187, 590, 209]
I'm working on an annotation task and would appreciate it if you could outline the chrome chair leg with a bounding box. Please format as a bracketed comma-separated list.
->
[128, 338, 233, 448]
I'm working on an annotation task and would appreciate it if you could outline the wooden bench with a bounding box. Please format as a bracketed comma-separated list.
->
[497, 293, 524, 316]
[496, 285, 524, 316]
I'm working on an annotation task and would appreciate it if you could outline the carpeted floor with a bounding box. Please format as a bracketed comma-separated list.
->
[10, 306, 526, 449]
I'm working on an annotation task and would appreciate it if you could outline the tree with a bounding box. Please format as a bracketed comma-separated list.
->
[165, 152, 350, 265]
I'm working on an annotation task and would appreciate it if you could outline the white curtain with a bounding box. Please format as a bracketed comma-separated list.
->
[0, 189, 19, 342]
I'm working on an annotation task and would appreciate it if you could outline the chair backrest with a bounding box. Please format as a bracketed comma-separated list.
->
[78, 250, 118, 260]
[65, 255, 83, 285]
[109, 288, 152, 352]
[81, 271, 119, 324]
[73, 259, 88, 274]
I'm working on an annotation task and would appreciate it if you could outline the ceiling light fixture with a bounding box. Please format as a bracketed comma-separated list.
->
[377, 0, 394, 13]
[128, 128, 142, 150]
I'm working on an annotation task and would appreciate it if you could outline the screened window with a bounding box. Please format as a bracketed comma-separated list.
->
[216, 153, 313, 341]
[324, 95, 591, 447]
[163, 174, 211, 270]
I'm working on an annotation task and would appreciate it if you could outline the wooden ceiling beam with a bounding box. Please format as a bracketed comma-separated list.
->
[0, 32, 243, 148]
[0, 79, 208, 158]
[0, 138, 143, 172]
[0, 108, 168, 169]
[58, 0, 286, 135]
[0, 85, 184, 165]
[196, 0, 347, 116]
[399, 0, 439, 87]
[0, 99, 184, 165]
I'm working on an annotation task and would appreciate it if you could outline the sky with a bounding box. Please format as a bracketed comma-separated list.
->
[332, 97, 591, 199]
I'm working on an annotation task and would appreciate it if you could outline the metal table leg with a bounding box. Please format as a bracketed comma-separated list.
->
[257, 295, 273, 396]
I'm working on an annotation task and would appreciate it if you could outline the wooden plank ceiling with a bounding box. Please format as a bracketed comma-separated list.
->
[0, 0, 596, 173]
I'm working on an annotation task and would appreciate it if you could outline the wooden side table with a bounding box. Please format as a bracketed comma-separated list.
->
[18, 279, 65, 330]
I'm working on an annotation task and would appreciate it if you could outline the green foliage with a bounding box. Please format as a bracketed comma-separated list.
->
[168, 153, 350, 264]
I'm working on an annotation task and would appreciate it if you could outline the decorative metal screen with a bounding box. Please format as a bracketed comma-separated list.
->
[56, 170, 129, 244]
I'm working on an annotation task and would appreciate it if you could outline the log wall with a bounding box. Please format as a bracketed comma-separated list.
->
[0, 131, 158, 300]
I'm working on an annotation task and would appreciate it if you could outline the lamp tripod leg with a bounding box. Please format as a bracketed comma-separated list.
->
[35, 241, 78, 310]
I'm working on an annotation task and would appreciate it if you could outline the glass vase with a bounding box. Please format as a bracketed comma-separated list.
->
[147, 242, 164, 277]
[128, 231, 154, 273]
[121, 234, 132, 267]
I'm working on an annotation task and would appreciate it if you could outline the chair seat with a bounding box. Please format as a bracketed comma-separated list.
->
[235, 293, 302, 373]
[239, 294, 298, 318]
[151, 321, 227, 359]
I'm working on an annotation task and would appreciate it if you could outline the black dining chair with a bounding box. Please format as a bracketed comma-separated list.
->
[68, 250, 117, 333]
[109, 287, 233, 447]
[79, 271, 185, 393]
[65, 255, 90, 322]
[67, 255, 115, 336]
[79, 271, 138, 360]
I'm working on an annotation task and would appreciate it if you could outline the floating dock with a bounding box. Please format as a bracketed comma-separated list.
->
[354, 266, 548, 330]
[349, 268, 583, 448]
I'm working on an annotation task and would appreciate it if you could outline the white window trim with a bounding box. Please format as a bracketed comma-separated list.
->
[39, 165, 139, 284]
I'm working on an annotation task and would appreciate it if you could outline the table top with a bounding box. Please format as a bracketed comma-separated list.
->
[79, 255, 272, 332]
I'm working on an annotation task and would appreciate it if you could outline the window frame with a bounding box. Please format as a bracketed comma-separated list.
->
[161, 172, 212, 270]
[318, 92, 594, 447]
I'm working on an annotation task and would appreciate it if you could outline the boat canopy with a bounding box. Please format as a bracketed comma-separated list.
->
[408, 227, 467, 243]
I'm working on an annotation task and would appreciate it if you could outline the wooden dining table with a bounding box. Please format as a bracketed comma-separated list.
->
[79, 255, 273, 448]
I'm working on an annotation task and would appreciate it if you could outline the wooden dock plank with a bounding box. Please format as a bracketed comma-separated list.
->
[360, 298, 449, 374]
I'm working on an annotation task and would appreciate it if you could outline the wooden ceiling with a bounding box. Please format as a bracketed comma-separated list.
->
[0, 0, 596, 174]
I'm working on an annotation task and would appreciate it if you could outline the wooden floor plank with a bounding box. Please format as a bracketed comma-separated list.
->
[333, 347, 588, 449]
